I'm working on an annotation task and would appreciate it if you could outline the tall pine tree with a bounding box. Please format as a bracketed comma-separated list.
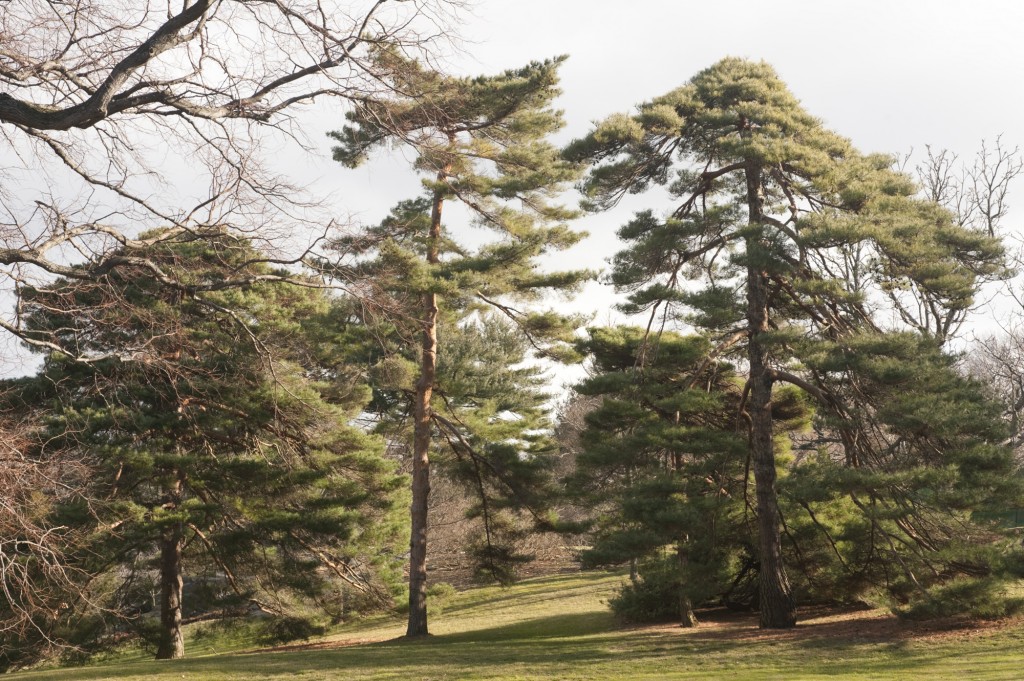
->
[566, 58, 1011, 627]
[331, 54, 590, 636]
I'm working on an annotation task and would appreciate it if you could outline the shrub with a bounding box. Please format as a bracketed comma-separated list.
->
[608, 558, 680, 624]
[896, 577, 1024, 621]
[255, 615, 327, 645]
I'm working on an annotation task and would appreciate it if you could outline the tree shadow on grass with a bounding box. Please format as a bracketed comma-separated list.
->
[16, 609, 1023, 681]
[153, 616, 623, 680]
[438, 571, 619, 616]
[437, 611, 618, 643]
[677, 605, 1019, 649]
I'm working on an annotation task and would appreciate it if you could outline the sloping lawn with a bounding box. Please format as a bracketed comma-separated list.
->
[12, 571, 1024, 680]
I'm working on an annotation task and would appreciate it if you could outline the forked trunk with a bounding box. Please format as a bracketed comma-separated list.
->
[745, 164, 796, 629]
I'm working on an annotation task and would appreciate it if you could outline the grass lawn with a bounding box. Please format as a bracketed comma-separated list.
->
[11, 571, 1024, 680]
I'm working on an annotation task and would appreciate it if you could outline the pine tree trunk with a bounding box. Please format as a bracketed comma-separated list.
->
[744, 163, 797, 629]
[155, 477, 185, 659]
[407, 175, 447, 638]
[677, 543, 697, 628]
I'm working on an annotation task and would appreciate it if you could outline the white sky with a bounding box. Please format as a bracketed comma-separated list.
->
[466, 0, 1024, 151]
[5, 0, 1023, 381]
[314, 0, 1024, 389]
[330, 0, 1024, 273]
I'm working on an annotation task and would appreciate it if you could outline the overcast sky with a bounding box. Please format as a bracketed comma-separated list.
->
[464, 0, 1024, 153]
[5, 1, 1022, 379]
[331, 0, 1024, 254]
[322, 0, 1024, 359]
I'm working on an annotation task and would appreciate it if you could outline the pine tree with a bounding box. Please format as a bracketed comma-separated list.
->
[783, 332, 1023, 614]
[363, 315, 560, 585]
[330, 54, 590, 636]
[5, 231, 405, 659]
[567, 327, 750, 626]
[566, 58, 1010, 627]
[434, 319, 561, 584]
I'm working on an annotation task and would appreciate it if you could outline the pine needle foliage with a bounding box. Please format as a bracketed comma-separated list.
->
[566, 327, 748, 626]
[566, 58, 1018, 625]
[329, 52, 592, 635]
[2, 231, 406, 662]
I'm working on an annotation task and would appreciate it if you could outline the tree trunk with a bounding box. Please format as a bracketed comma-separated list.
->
[406, 174, 447, 638]
[155, 476, 185, 659]
[677, 543, 697, 628]
[744, 163, 797, 629]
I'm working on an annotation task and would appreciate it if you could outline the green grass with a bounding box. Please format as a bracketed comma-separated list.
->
[12, 571, 1024, 680]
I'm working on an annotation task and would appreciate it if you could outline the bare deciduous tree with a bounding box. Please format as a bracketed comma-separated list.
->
[0, 0, 459, 361]
[946, 139, 1024, 459]
[884, 138, 1023, 343]
[0, 2, 459, 664]
[0, 402, 95, 668]
[966, 332, 1024, 455]
[913, 137, 1023, 235]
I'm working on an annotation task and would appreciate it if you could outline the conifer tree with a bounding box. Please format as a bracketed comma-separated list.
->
[567, 327, 750, 626]
[566, 58, 1010, 627]
[331, 55, 590, 636]
[364, 315, 560, 586]
[782, 332, 1021, 613]
[4, 232, 405, 659]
